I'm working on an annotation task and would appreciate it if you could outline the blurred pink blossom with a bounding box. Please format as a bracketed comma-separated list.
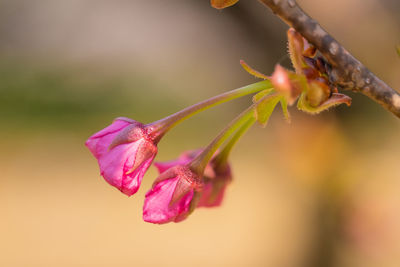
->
[198, 161, 231, 207]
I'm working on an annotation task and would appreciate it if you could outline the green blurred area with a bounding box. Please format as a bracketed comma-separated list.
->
[0, 62, 179, 132]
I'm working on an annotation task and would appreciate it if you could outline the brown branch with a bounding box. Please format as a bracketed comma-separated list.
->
[258, 0, 400, 118]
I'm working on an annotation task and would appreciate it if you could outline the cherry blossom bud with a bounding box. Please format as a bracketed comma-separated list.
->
[151, 149, 232, 214]
[143, 165, 203, 224]
[198, 161, 232, 207]
[85, 117, 157, 196]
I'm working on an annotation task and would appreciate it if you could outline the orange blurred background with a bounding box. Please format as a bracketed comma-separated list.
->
[1, 0, 400, 266]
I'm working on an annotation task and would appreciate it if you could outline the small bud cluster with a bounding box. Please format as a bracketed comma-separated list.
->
[86, 119, 233, 224]
[85, 26, 351, 225]
[86, 118, 157, 196]
[286, 28, 351, 113]
[240, 28, 351, 118]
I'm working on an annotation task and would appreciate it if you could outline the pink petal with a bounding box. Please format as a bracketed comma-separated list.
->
[85, 119, 131, 159]
[143, 177, 193, 224]
[99, 139, 157, 196]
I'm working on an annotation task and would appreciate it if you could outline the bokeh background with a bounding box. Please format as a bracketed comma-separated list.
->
[1, 0, 400, 266]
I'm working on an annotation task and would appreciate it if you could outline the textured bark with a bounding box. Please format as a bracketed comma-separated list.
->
[259, 0, 400, 118]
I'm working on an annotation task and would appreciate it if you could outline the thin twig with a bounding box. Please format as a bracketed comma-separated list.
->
[258, 0, 400, 118]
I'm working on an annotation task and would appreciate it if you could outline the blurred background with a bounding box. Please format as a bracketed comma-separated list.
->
[1, 0, 400, 266]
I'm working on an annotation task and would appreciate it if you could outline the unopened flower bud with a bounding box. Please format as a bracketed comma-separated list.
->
[143, 165, 203, 224]
[152, 149, 232, 214]
[85, 117, 157, 196]
[198, 161, 232, 207]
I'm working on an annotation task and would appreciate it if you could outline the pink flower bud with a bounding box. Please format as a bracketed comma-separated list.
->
[197, 161, 232, 208]
[143, 165, 203, 224]
[85, 117, 157, 196]
[271, 64, 301, 105]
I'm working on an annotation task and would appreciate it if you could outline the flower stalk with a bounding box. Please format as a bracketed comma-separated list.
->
[147, 80, 271, 142]
[213, 116, 256, 172]
[189, 105, 256, 175]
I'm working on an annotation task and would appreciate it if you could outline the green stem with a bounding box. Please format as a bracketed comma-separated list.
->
[147, 80, 271, 142]
[189, 105, 256, 175]
[213, 116, 256, 172]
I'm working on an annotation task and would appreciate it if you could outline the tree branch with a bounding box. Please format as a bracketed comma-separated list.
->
[258, 0, 400, 118]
